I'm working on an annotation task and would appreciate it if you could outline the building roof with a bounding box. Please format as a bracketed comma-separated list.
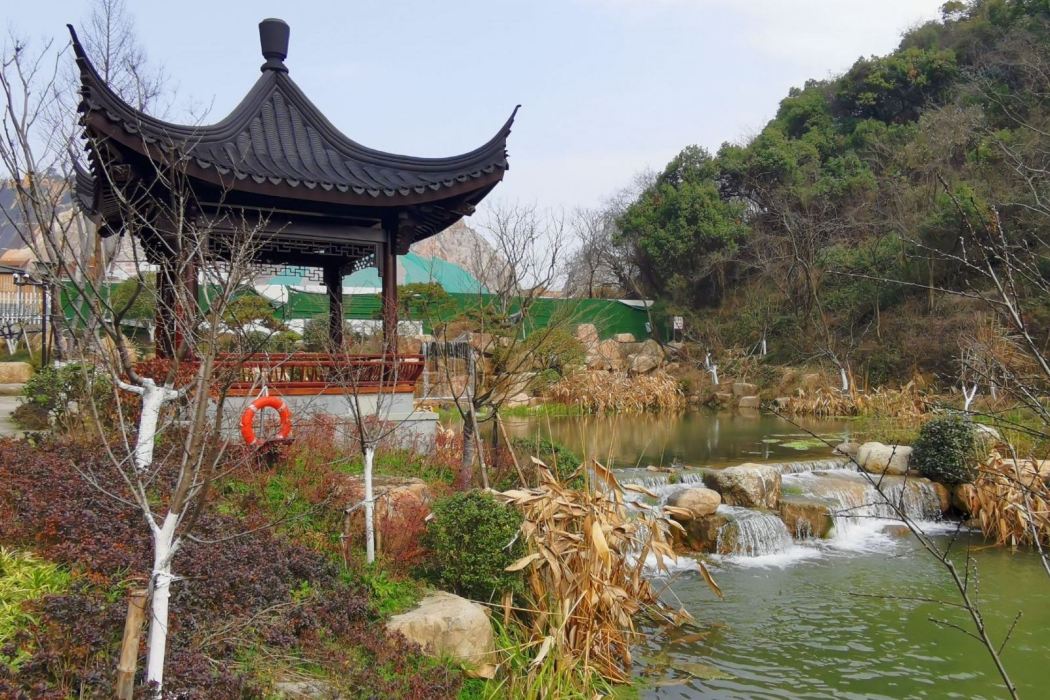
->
[69, 19, 516, 244]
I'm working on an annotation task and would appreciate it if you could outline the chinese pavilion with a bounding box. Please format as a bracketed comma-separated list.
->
[70, 17, 515, 361]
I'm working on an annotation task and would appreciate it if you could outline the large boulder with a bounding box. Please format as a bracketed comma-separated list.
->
[737, 395, 760, 410]
[337, 475, 433, 552]
[931, 481, 952, 514]
[952, 482, 978, 515]
[857, 442, 912, 475]
[386, 591, 494, 665]
[612, 332, 636, 343]
[666, 487, 721, 520]
[0, 362, 32, 384]
[629, 339, 665, 374]
[732, 382, 757, 397]
[834, 441, 861, 459]
[703, 463, 782, 510]
[779, 495, 835, 539]
[574, 323, 600, 351]
[671, 510, 730, 554]
[587, 339, 625, 371]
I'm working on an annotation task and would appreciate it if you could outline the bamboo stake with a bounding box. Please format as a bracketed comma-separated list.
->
[115, 588, 148, 700]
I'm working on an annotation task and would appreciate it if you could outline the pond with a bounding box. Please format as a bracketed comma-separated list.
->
[502, 411, 853, 468]
[504, 411, 1050, 698]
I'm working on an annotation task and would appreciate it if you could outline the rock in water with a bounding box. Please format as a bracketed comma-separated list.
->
[779, 495, 835, 538]
[857, 442, 912, 475]
[386, 592, 494, 665]
[737, 395, 760, 410]
[732, 382, 757, 397]
[672, 510, 730, 553]
[667, 487, 721, 519]
[703, 463, 782, 509]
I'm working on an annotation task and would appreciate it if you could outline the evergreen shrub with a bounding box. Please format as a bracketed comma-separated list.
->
[425, 491, 523, 601]
[912, 414, 980, 485]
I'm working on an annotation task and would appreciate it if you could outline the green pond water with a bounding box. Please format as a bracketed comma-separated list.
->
[503, 411, 1050, 699]
[501, 411, 853, 468]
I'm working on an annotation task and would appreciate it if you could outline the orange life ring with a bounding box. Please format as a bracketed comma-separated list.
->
[240, 396, 293, 446]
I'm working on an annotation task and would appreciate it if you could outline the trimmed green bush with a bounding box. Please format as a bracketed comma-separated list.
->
[510, 437, 583, 487]
[912, 414, 979, 485]
[424, 491, 524, 601]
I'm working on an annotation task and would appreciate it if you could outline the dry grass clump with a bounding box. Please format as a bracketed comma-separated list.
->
[491, 459, 716, 693]
[546, 370, 684, 414]
[971, 453, 1050, 547]
[782, 382, 933, 418]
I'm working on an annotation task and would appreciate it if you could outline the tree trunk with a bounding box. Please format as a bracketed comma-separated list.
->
[364, 445, 376, 563]
[145, 511, 179, 695]
[459, 413, 476, 489]
[134, 380, 172, 471]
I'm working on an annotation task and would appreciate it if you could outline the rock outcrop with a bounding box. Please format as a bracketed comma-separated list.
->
[670, 510, 730, 553]
[703, 463, 782, 509]
[857, 442, 913, 475]
[386, 591, 494, 665]
[629, 339, 665, 374]
[737, 395, 760, 410]
[779, 495, 834, 538]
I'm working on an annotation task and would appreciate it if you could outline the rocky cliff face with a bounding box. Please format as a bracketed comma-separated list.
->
[411, 220, 503, 289]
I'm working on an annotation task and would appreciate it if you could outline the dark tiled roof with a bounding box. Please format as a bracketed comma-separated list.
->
[69, 25, 515, 205]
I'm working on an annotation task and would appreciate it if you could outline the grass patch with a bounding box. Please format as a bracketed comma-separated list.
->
[356, 566, 423, 617]
[0, 548, 71, 670]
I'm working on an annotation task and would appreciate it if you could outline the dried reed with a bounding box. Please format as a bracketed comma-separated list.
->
[492, 458, 717, 691]
[783, 382, 932, 418]
[545, 370, 685, 414]
[972, 453, 1050, 547]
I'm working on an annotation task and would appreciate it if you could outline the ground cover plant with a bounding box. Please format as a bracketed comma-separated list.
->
[0, 437, 464, 698]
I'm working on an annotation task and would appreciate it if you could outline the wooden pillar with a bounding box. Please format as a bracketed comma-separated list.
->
[155, 258, 175, 359]
[154, 255, 198, 359]
[380, 235, 398, 356]
[323, 263, 344, 351]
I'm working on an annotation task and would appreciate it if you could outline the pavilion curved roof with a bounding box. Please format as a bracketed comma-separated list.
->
[68, 22, 516, 209]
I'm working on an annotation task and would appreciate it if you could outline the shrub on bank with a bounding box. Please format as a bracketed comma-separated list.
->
[425, 491, 524, 601]
[508, 437, 583, 488]
[0, 438, 462, 698]
[912, 414, 980, 484]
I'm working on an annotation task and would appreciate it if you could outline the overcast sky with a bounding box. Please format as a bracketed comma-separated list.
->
[8, 0, 946, 213]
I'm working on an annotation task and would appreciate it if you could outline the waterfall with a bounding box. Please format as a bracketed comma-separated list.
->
[784, 471, 943, 550]
[763, 458, 852, 474]
[716, 506, 794, 557]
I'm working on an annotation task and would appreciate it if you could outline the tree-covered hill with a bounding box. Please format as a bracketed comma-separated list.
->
[614, 0, 1050, 386]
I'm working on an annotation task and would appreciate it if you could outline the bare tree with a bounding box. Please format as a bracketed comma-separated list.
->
[430, 202, 573, 488]
[0, 25, 276, 697]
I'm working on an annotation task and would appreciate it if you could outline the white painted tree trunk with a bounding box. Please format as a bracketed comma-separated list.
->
[963, 384, 978, 412]
[761, 337, 767, 356]
[146, 511, 179, 694]
[134, 379, 177, 471]
[839, 367, 850, 393]
[364, 445, 376, 563]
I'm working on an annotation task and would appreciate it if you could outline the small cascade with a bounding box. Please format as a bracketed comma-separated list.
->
[716, 506, 794, 557]
[766, 458, 852, 474]
[785, 470, 942, 542]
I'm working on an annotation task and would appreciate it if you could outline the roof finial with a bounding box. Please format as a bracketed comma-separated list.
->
[259, 18, 290, 73]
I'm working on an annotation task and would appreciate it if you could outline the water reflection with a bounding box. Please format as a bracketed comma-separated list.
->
[501, 411, 852, 468]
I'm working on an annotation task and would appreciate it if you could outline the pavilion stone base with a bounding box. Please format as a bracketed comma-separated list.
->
[216, 391, 438, 451]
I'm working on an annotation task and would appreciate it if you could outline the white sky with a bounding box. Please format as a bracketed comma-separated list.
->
[6, 0, 946, 213]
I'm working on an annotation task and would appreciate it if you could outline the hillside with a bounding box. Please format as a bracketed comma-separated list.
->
[614, 0, 1050, 387]
[411, 219, 504, 290]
